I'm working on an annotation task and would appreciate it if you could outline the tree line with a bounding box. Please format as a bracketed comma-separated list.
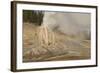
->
[23, 10, 44, 25]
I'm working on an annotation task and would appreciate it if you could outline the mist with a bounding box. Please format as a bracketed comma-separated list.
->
[42, 12, 91, 40]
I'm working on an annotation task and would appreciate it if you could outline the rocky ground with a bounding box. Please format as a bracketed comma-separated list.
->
[23, 23, 91, 62]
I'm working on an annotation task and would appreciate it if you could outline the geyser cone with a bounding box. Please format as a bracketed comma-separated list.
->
[37, 25, 55, 48]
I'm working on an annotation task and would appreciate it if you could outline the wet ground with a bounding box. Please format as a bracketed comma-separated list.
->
[23, 23, 91, 62]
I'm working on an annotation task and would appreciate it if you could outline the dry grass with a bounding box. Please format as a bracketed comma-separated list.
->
[23, 22, 91, 62]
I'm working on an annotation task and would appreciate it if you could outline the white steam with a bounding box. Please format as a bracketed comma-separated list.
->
[42, 12, 90, 40]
